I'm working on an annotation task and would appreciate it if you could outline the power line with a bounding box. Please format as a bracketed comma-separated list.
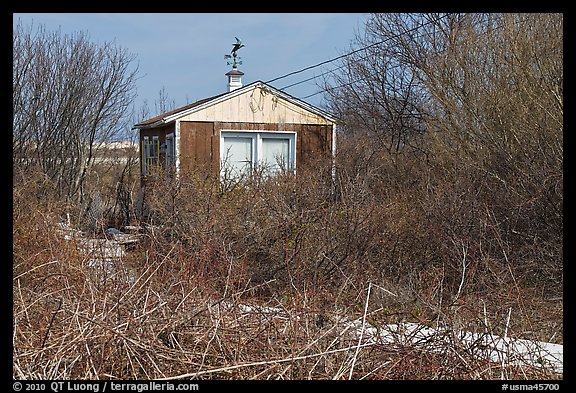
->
[287, 13, 516, 102]
[302, 78, 362, 100]
[277, 18, 445, 93]
[265, 13, 454, 90]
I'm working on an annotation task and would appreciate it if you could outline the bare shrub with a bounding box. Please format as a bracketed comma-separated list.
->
[13, 20, 138, 204]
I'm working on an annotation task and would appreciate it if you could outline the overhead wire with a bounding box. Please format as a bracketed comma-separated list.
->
[270, 13, 517, 102]
[266, 13, 455, 98]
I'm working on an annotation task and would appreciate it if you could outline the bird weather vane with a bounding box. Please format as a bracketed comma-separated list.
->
[224, 37, 245, 68]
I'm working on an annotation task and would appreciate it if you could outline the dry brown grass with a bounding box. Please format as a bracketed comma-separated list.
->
[13, 160, 562, 380]
[13, 252, 561, 380]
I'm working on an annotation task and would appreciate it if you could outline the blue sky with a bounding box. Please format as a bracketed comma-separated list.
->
[13, 13, 368, 122]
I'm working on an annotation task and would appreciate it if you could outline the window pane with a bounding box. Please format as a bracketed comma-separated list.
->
[261, 138, 290, 173]
[151, 136, 159, 165]
[166, 135, 175, 167]
[222, 137, 253, 178]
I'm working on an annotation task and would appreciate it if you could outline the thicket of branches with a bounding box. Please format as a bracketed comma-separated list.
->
[13, 20, 138, 204]
[13, 162, 562, 380]
[13, 13, 562, 380]
[323, 13, 562, 294]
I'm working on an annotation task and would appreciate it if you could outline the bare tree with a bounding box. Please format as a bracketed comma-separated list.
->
[321, 15, 434, 156]
[324, 13, 563, 292]
[326, 13, 562, 169]
[13, 20, 139, 204]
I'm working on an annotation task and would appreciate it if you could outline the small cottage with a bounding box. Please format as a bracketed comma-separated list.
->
[133, 66, 338, 182]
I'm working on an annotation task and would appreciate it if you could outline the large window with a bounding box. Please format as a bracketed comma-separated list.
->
[220, 131, 296, 180]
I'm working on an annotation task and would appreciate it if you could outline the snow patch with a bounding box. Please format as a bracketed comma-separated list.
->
[211, 300, 563, 374]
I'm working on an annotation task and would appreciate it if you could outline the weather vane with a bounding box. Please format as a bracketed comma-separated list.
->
[224, 37, 244, 68]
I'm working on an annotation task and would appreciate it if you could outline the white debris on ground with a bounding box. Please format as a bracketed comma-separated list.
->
[209, 300, 563, 375]
[80, 238, 126, 259]
[346, 319, 563, 374]
[104, 227, 141, 246]
[56, 221, 140, 284]
[56, 221, 84, 241]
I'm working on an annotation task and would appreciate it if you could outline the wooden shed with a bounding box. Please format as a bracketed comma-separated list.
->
[133, 77, 338, 183]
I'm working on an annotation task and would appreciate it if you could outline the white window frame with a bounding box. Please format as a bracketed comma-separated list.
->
[220, 130, 296, 179]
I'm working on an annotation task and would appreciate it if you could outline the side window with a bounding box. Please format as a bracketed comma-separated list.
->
[142, 135, 160, 176]
[165, 133, 176, 169]
[150, 136, 159, 167]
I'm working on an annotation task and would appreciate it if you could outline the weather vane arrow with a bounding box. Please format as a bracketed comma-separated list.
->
[224, 37, 245, 67]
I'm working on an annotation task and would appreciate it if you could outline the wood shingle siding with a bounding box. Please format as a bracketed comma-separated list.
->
[179, 121, 217, 175]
